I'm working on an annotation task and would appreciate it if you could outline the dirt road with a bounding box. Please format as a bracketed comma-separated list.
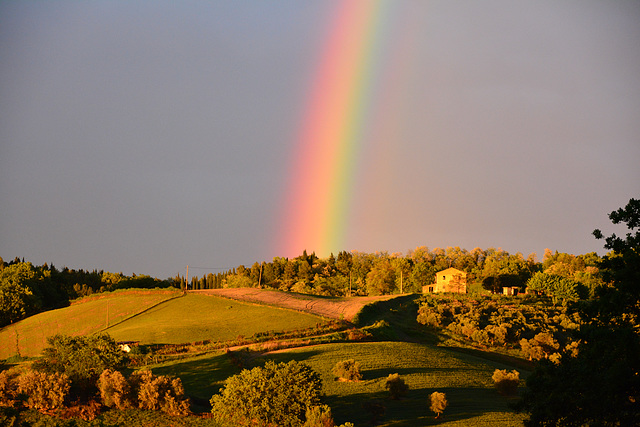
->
[191, 288, 397, 322]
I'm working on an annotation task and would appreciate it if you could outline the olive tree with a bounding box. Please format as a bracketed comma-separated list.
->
[211, 360, 322, 427]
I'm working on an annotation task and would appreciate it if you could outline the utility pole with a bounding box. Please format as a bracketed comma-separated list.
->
[185, 265, 189, 294]
[349, 271, 352, 297]
[400, 270, 403, 294]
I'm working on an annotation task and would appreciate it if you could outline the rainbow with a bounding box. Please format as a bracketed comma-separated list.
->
[276, 0, 395, 259]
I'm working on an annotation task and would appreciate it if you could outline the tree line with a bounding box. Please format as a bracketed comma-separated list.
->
[0, 259, 180, 328]
[188, 247, 604, 302]
[1, 243, 605, 328]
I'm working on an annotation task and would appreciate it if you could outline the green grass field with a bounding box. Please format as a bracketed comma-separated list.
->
[150, 341, 528, 426]
[105, 293, 324, 345]
[0, 290, 326, 359]
[0, 289, 182, 358]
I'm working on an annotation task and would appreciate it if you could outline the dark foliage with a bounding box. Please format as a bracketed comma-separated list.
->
[519, 198, 640, 426]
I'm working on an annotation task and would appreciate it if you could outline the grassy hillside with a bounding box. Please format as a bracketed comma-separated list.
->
[0, 289, 326, 359]
[0, 289, 182, 359]
[151, 341, 527, 426]
[2, 289, 533, 425]
[105, 293, 325, 345]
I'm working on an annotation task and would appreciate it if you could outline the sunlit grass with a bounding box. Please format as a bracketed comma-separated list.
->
[0, 289, 181, 358]
[105, 293, 324, 345]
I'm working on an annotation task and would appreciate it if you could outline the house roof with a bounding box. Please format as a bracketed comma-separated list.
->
[437, 267, 467, 276]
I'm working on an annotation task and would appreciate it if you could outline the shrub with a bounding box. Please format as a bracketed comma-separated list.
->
[492, 369, 520, 396]
[303, 405, 335, 427]
[0, 371, 17, 407]
[332, 359, 362, 382]
[211, 360, 322, 427]
[429, 391, 447, 418]
[97, 369, 132, 409]
[132, 370, 190, 416]
[58, 400, 101, 421]
[33, 334, 126, 397]
[385, 373, 408, 400]
[17, 371, 70, 411]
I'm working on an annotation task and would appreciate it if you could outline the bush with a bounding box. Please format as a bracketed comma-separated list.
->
[429, 391, 447, 418]
[303, 405, 335, 427]
[0, 371, 17, 407]
[97, 369, 132, 409]
[97, 369, 190, 416]
[492, 369, 520, 396]
[332, 359, 362, 382]
[33, 334, 126, 397]
[211, 360, 322, 427]
[132, 370, 190, 416]
[385, 373, 408, 400]
[17, 371, 70, 411]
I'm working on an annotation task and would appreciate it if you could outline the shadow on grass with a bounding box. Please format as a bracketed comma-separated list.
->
[327, 385, 522, 426]
[440, 346, 535, 372]
[362, 366, 466, 381]
[150, 351, 242, 411]
[251, 349, 323, 365]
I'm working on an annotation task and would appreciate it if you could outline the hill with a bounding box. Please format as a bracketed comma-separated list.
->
[151, 341, 527, 426]
[192, 288, 397, 321]
[0, 288, 182, 359]
[0, 289, 335, 359]
[104, 292, 325, 345]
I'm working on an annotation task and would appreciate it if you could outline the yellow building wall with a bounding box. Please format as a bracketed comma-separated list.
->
[426, 268, 467, 294]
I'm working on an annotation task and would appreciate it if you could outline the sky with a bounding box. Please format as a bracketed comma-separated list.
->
[1, 1, 639, 280]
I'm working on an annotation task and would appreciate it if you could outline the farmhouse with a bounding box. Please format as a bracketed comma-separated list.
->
[422, 267, 467, 294]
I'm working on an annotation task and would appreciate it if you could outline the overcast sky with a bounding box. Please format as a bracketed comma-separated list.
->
[1, 1, 639, 279]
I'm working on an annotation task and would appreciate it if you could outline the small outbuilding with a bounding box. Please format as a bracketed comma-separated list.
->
[118, 341, 139, 353]
[422, 267, 467, 294]
[502, 286, 520, 296]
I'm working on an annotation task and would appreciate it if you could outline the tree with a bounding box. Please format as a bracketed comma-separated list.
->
[211, 360, 322, 427]
[384, 373, 408, 400]
[479, 249, 532, 293]
[519, 198, 640, 426]
[492, 369, 520, 396]
[409, 260, 435, 293]
[0, 262, 39, 326]
[332, 359, 362, 382]
[526, 272, 580, 305]
[366, 258, 396, 296]
[429, 391, 447, 419]
[33, 334, 126, 397]
[390, 255, 410, 293]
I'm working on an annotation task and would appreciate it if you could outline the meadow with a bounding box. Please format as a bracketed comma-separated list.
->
[0, 289, 182, 359]
[151, 341, 528, 426]
[105, 292, 324, 345]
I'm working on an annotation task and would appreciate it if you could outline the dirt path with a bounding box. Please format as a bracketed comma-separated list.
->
[191, 288, 397, 322]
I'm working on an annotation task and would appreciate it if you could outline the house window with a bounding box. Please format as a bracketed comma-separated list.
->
[442, 276, 446, 280]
